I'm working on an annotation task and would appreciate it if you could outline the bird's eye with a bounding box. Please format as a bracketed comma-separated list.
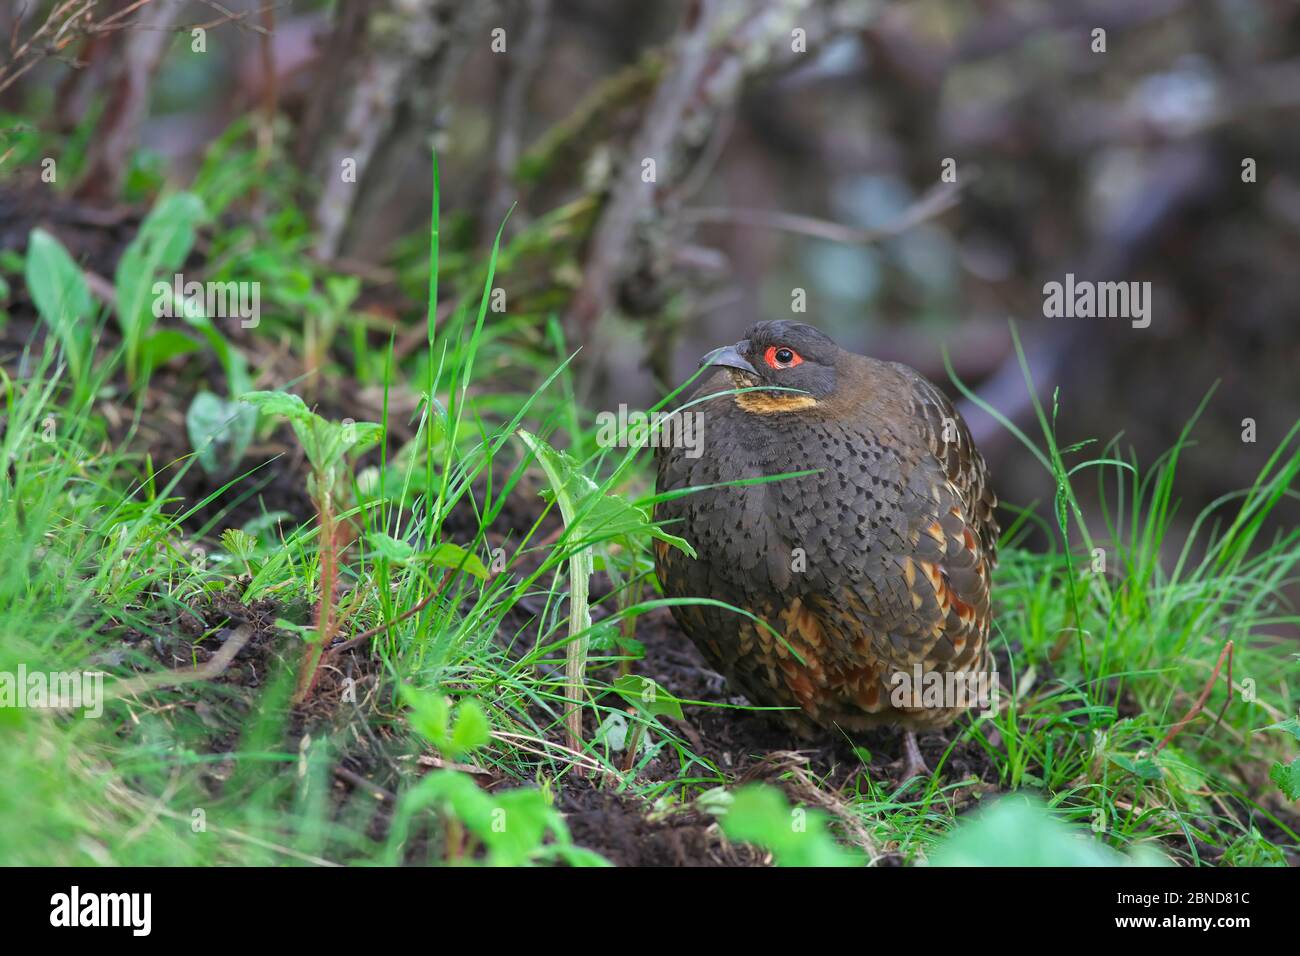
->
[764, 346, 803, 369]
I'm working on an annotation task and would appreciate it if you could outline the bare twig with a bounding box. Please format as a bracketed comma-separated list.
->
[107, 624, 254, 702]
[1155, 640, 1234, 753]
[679, 176, 967, 245]
[324, 572, 450, 659]
[0, 0, 102, 97]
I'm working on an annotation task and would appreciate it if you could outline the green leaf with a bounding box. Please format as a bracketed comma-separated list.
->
[1261, 717, 1300, 743]
[581, 493, 695, 555]
[367, 532, 416, 565]
[450, 699, 491, 754]
[393, 770, 586, 866]
[25, 228, 93, 378]
[240, 390, 379, 475]
[516, 429, 596, 747]
[400, 685, 450, 750]
[425, 541, 489, 580]
[139, 329, 201, 372]
[342, 420, 384, 456]
[1270, 758, 1300, 800]
[324, 274, 361, 309]
[187, 390, 256, 479]
[400, 686, 489, 759]
[547, 844, 613, 867]
[114, 192, 207, 380]
[613, 674, 684, 720]
[238, 389, 314, 425]
[517, 429, 695, 556]
[1108, 752, 1163, 782]
[720, 784, 859, 867]
[220, 528, 257, 562]
[930, 795, 1170, 867]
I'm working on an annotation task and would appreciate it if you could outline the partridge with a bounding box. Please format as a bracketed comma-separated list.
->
[653, 321, 998, 778]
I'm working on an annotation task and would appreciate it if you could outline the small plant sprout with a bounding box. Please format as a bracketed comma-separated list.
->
[24, 229, 95, 393]
[239, 389, 382, 702]
[400, 686, 491, 761]
[220, 527, 259, 579]
[516, 429, 693, 757]
[388, 687, 606, 866]
[612, 674, 683, 773]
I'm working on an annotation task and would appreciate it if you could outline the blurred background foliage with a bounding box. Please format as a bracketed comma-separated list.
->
[1, 0, 1298, 538]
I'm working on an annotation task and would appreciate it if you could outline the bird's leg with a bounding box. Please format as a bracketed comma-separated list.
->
[901, 729, 930, 781]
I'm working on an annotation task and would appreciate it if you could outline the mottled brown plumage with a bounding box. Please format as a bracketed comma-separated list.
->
[654, 321, 998, 776]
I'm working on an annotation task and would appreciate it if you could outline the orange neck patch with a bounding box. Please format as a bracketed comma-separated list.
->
[734, 392, 818, 414]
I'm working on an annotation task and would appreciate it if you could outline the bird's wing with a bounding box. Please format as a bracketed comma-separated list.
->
[812, 367, 999, 689]
[893, 364, 1000, 564]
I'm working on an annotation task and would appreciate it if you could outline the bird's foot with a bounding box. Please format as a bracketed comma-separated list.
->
[900, 729, 931, 782]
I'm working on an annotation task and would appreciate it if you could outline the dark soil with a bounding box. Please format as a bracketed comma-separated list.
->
[557, 782, 765, 866]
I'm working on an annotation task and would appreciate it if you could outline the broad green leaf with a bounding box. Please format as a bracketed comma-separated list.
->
[239, 390, 380, 475]
[25, 228, 93, 377]
[239, 389, 314, 425]
[1261, 717, 1300, 743]
[400, 685, 450, 749]
[450, 699, 491, 754]
[930, 795, 1170, 867]
[115, 192, 207, 379]
[342, 420, 384, 456]
[187, 390, 256, 479]
[1270, 758, 1300, 800]
[1108, 752, 1163, 782]
[140, 328, 202, 372]
[395, 770, 581, 866]
[367, 532, 416, 565]
[721, 784, 858, 867]
[425, 541, 489, 579]
[613, 674, 684, 720]
[400, 686, 488, 760]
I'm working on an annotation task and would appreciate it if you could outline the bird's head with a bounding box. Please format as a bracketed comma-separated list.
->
[698, 320, 840, 413]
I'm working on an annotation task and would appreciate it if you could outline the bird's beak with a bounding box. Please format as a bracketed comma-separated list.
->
[699, 341, 756, 375]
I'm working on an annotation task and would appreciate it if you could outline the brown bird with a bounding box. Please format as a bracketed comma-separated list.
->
[654, 321, 998, 779]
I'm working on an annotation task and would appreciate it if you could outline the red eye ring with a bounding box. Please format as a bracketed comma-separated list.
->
[764, 346, 803, 369]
